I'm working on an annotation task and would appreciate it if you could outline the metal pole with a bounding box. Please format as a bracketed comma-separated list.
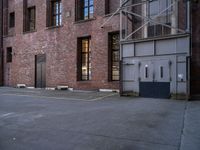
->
[186, 0, 191, 32]
[120, 0, 123, 60]
[119, 0, 123, 96]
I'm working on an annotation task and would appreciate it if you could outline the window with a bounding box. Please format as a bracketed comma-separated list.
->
[9, 12, 15, 28]
[47, 0, 62, 27]
[109, 32, 120, 81]
[76, 0, 94, 21]
[77, 37, 91, 81]
[147, 0, 172, 37]
[6, 47, 12, 63]
[27, 7, 36, 31]
[23, 1, 36, 32]
[160, 66, 164, 78]
[105, 0, 119, 15]
[145, 65, 148, 78]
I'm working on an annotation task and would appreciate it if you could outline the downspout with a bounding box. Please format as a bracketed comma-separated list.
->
[119, 0, 123, 96]
[186, 0, 191, 99]
[186, 0, 191, 33]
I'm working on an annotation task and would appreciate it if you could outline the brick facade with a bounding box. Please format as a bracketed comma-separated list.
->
[2, 0, 120, 90]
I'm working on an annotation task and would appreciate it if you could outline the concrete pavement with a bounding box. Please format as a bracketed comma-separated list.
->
[0, 87, 199, 150]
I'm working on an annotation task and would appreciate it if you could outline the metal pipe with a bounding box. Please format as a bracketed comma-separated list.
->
[186, 0, 191, 32]
[120, 0, 123, 60]
[119, 0, 123, 95]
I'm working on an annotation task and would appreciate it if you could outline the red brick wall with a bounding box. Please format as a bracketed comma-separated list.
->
[3, 0, 120, 90]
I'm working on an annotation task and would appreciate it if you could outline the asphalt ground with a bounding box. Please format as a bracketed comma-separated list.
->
[0, 87, 199, 150]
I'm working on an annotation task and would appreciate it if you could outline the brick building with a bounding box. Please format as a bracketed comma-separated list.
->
[0, 0, 200, 98]
[0, 0, 121, 90]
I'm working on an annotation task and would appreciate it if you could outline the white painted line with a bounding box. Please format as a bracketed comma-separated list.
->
[1, 93, 89, 101]
[26, 87, 35, 89]
[1, 93, 118, 102]
[1, 112, 15, 117]
[89, 93, 118, 101]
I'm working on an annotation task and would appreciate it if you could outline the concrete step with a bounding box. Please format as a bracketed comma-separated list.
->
[56, 86, 69, 90]
[16, 84, 26, 88]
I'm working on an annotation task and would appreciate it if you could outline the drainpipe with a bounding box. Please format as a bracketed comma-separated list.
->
[186, 0, 191, 99]
[186, 0, 191, 33]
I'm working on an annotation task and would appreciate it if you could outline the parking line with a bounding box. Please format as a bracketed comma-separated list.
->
[1, 93, 117, 102]
[89, 93, 118, 101]
[1, 93, 89, 101]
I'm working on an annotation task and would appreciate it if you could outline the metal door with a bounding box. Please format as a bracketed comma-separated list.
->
[139, 59, 170, 98]
[154, 59, 170, 82]
[139, 60, 154, 82]
[35, 54, 46, 88]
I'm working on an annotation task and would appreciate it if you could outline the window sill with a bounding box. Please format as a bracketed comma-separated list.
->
[74, 18, 96, 24]
[23, 29, 37, 34]
[46, 25, 63, 30]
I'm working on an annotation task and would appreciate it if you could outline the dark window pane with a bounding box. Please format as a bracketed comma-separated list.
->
[7, 47, 12, 63]
[27, 7, 36, 31]
[9, 12, 15, 28]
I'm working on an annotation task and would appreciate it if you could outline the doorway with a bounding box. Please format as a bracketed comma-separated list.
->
[35, 54, 46, 88]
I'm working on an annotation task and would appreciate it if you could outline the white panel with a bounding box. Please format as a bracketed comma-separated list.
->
[123, 65, 135, 81]
[176, 37, 190, 54]
[123, 82, 134, 91]
[177, 56, 186, 62]
[156, 39, 176, 55]
[135, 41, 154, 56]
[177, 62, 187, 82]
[177, 82, 187, 93]
[122, 44, 134, 57]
